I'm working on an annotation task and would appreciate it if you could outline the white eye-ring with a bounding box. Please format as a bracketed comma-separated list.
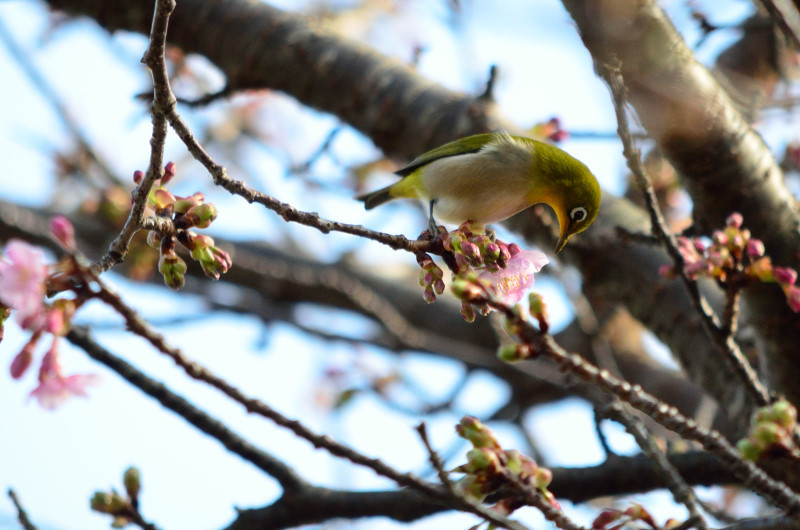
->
[570, 206, 587, 223]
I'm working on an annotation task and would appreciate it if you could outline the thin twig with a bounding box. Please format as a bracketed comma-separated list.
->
[416, 422, 457, 490]
[415, 422, 531, 530]
[598, 59, 771, 408]
[82, 272, 526, 529]
[602, 401, 707, 528]
[502, 474, 587, 530]
[476, 288, 800, 520]
[7, 489, 37, 530]
[93, 0, 176, 273]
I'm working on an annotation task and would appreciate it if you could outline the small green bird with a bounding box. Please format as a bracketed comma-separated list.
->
[357, 133, 601, 253]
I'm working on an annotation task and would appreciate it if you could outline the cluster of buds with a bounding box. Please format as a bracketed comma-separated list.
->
[495, 294, 550, 363]
[417, 253, 445, 303]
[422, 222, 549, 324]
[453, 416, 557, 516]
[90, 467, 143, 528]
[660, 212, 800, 313]
[141, 162, 231, 289]
[443, 221, 518, 274]
[737, 399, 799, 462]
[592, 503, 678, 530]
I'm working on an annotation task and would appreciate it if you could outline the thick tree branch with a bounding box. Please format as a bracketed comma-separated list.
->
[560, 0, 800, 402]
[43, 0, 512, 159]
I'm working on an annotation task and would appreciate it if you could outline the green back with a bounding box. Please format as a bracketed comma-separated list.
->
[395, 134, 499, 177]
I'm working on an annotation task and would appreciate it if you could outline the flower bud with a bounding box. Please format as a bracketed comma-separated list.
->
[746, 238, 765, 258]
[158, 253, 187, 290]
[737, 438, 760, 461]
[162, 161, 176, 184]
[460, 301, 476, 323]
[50, 215, 76, 249]
[153, 189, 176, 212]
[497, 343, 521, 362]
[774, 266, 798, 285]
[726, 212, 743, 228]
[90, 491, 114, 513]
[10, 343, 34, 379]
[132, 170, 144, 184]
[456, 416, 500, 449]
[123, 467, 141, 499]
[451, 278, 482, 302]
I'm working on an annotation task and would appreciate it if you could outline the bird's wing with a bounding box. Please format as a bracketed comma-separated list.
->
[394, 133, 497, 177]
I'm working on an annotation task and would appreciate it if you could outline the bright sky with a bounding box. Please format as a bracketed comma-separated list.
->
[0, 1, 769, 529]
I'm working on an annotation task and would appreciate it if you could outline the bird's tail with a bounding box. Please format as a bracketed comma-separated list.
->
[355, 185, 395, 210]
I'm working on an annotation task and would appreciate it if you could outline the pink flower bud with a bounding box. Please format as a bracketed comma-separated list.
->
[133, 170, 144, 184]
[162, 161, 176, 184]
[774, 266, 798, 285]
[726, 212, 743, 228]
[423, 287, 436, 303]
[10, 343, 34, 379]
[747, 238, 765, 258]
[50, 215, 76, 249]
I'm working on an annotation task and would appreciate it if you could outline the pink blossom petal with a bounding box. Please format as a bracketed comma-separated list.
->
[29, 374, 100, 410]
[479, 250, 549, 304]
[0, 240, 48, 329]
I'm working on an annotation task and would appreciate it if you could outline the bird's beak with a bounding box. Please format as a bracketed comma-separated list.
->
[554, 231, 570, 254]
[554, 206, 570, 254]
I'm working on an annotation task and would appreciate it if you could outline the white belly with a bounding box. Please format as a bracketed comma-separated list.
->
[419, 151, 535, 224]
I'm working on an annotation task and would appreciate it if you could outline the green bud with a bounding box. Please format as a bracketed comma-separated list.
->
[460, 301, 476, 323]
[90, 491, 113, 513]
[497, 343, 520, 362]
[123, 467, 141, 499]
[503, 449, 523, 473]
[108, 490, 128, 512]
[451, 278, 482, 302]
[456, 416, 500, 449]
[534, 467, 553, 489]
[752, 421, 783, 446]
[158, 254, 187, 290]
[737, 438, 761, 461]
[465, 447, 501, 473]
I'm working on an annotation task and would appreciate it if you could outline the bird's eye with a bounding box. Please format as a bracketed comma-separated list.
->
[570, 206, 587, 223]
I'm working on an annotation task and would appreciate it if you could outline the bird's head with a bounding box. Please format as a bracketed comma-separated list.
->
[524, 139, 601, 253]
[551, 172, 601, 254]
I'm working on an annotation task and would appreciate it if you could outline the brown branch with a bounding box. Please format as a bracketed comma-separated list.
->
[92, 0, 175, 273]
[474, 288, 800, 519]
[601, 401, 707, 528]
[598, 60, 771, 408]
[7, 489, 37, 530]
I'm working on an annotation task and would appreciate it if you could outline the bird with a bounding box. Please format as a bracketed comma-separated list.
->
[356, 132, 601, 253]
